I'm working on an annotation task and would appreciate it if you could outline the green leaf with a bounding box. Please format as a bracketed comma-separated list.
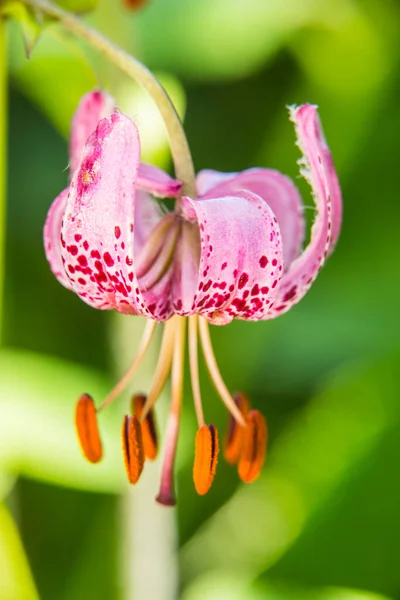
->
[0, 503, 39, 600]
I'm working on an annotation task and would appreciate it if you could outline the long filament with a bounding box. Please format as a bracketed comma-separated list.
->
[156, 317, 186, 506]
[188, 315, 205, 427]
[140, 318, 177, 421]
[198, 317, 245, 426]
[97, 319, 157, 412]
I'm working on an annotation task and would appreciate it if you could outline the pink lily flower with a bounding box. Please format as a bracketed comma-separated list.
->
[44, 91, 342, 504]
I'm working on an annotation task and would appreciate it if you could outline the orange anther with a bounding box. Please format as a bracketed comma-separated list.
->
[238, 410, 268, 483]
[75, 393, 103, 463]
[193, 424, 219, 496]
[223, 392, 250, 464]
[132, 394, 158, 461]
[122, 415, 145, 484]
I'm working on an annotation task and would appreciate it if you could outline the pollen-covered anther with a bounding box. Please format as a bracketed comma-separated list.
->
[223, 392, 250, 464]
[238, 410, 268, 484]
[75, 393, 103, 463]
[193, 424, 219, 496]
[122, 415, 145, 484]
[132, 394, 158, 460]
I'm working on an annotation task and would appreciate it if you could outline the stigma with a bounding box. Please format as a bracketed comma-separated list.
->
[75, 315, 268, 505]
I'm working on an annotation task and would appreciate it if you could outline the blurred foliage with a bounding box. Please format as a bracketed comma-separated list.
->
[3, 0, 400, 598]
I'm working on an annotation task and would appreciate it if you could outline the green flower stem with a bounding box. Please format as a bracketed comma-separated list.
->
[20, 0, 196, 198]
[0, 18, 7, 344]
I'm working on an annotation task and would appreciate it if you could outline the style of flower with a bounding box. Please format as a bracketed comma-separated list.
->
[44, 90, 342, 505]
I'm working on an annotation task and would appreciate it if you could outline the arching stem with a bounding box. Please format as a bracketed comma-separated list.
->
[19, 0, 196, 198]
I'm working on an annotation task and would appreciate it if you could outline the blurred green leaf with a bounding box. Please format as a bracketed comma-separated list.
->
[0, 349, 126, 492]
[8, 20, 97, 137]
[18, 480, 119, 600]
[134, 0, 351, 81]
[54, 0, 98, 13]
[183, 571, 394, 600]
[0, 503, 39, 600]
[181, 351, 400, 595]
[2, 2, 41, 56]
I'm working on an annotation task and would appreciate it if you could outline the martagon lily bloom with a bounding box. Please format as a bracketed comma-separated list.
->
[44, 90, 342, 505]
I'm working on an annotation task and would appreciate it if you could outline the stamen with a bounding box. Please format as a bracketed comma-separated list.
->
[238, 410, 268, 484]
[188, 315, 205, 427]
[156, 317, 186, 507]
[97, 319, 157, 412]
[135, 213, 177, 278]
[224, 392, 250, 464]
[193, 424, 219, 496]
[139, 221, 181, 291]
[132, 393, 158, 460]
[140, 318, 177, 422]
[75, 393, 103, 463]
[198, 317, 246, 426]
[122, 414, 145, 484]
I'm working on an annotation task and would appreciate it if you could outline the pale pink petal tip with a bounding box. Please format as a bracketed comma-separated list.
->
[69, 89, 115, 177]
[138, 163, 182, 198]
[264, 103, 342, 318]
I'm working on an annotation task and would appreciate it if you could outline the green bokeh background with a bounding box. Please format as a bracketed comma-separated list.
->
[2, 0, 400, 598]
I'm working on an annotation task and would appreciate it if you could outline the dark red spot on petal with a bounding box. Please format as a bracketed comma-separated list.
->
[259, 256, 268, 268]
[103, 252, 114, 267]
[238, 273, 249, 289]
[283, 286, 297, 302]
[78, 255, 88, 267]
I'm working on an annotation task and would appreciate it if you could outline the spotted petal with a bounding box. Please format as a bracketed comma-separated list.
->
[69, 90, 115, 177]
[172, 191, 284, 324]
[60, 112, 173, 318]
[197, 168, 305, 269]
[265, 104, 342, 318]
[43, 188, 72, 290]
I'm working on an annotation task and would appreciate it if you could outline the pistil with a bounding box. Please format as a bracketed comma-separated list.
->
[156, 317, 186, 506]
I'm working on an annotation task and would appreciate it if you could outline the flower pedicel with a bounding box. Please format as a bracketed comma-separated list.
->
[44, 90, 342, 505]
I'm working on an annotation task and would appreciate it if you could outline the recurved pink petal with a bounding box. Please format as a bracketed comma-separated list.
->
[197, 168, 305, 269]
[137, 163, 181, 197]
[265, 104, 342, 318]
[43, 188, 73, 290]
[172, 191, 284, 324]
[61, 112, 170, 318]
[69, 90, 115, 178]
